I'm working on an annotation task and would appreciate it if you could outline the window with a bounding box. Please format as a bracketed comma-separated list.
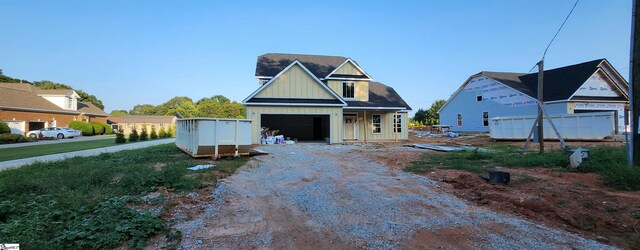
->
[482, 112, 489, 127]
[67, 97, 73, 109]
[457, 113, 463, 127]
[343, 82, 355, 98]
[476, 93, 483, 102]
[372, 114, 381, 134]
[393, 114, 402, 133]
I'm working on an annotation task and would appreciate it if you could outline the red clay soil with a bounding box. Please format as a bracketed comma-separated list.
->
[360, 131, 640, 249]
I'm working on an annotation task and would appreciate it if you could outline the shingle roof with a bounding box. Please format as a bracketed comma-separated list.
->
[0, 84, 71, 112]
[256, 53, 348, 78]
[118, 115, 177, 124]
[77, 102, 107, 116]
[479, 59, 625, 102]
[346, 82, 412, 110]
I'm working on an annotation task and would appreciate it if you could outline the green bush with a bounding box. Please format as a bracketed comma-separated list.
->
[90, 122, 105, 135]
[128, 128, 139, 142]
[69, 121, 94, 136]
[115, 128, 126, 144]
[140, 127, 149, 141]
[150, 126, 158, 139]
[167, 126, 175, 137]
[0, 134, 29, 144]
[158, 127, 168, 138]
[0, 122, 10, 134]
[103, 124, 113, 135]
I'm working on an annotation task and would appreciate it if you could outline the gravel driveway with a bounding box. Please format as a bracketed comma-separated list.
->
[177, 144, 614, 249]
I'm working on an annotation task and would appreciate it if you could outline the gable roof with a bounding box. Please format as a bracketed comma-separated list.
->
[256, 53, 349, 79]
[244, 60, 347, 106]
[480, 59, 627, 102]
[0, 82, 106, 115]
[118, 115, 177, 124]
[77, 102, 107, 116]
[325, 58, 373, 79]
[345, 82, 412, 110]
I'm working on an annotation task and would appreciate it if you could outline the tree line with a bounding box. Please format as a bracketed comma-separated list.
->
[110, 95, 245, 119]
[411, 99, 446, 126]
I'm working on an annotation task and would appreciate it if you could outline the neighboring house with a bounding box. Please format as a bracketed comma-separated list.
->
[115, 115, 177, 135]
[0, 82, 108, 134]
[439, 59, 629, 133]
[242, 53, 412, 144]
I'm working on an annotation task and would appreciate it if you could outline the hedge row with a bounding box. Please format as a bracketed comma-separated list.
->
[0, 134, 30, 144]
[0, 122, 10, 134]
[68, 121, 112, 136]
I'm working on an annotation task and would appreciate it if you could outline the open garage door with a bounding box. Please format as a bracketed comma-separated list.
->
[261, 114, 330, 142]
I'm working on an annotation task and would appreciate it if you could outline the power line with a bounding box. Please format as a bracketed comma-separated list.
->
[542, 0, 580, 60]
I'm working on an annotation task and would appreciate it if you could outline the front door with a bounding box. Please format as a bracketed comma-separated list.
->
[344, 117, 356, 140]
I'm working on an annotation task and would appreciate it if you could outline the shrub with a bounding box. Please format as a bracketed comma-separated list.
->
[158, 127, 168, 138]
[0, 122, 10, 134]
[167, 125, 175, 137]
[115, 128, 126, 144]
[140, 127, 149, 141]
[103, 124, 113, 135]
[69, 121, 94, 136]
[128, 128, 139, 142]
[90, 122, 105, 135]
[150, 126, 158, 139]
[0, 134, 29, 144]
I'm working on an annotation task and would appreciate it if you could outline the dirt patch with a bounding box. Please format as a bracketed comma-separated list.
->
[364, 131, 640, 249]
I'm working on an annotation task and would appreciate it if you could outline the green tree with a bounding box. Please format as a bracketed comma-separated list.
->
[76, 90, 105, 110]
[169, 101, 198, 118]
[32, 80, 73, 90]
[158, 127, 168, 138]
[140, 126, 149, 141]
[0, 122, 10, 134]
[150, 126, 158, 139]
[166, 126, 175, 137]
[155, 96, 193, 116]
[425, 99, 446, 125]
[129, 104, 157, 115]
[115, 128, 126, 144]
[0, 70, 30, 83]
[413, 108, 428, 125]
[109, 110, 128, 117]
[128, 128, 139, 142]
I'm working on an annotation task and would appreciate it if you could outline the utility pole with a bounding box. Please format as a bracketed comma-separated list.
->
[630, 0, 640, 166]
[538, 60, 545, 154]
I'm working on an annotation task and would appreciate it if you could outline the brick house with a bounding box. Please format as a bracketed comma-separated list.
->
[0, 82, 108, 134]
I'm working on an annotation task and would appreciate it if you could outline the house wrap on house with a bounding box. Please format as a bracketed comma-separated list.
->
[0, 82, 107, 134]
[438, 59, 629, 133]
[242, 53, 412, 144]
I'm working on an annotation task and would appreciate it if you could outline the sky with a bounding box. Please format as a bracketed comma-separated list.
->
[0, 0, 632, 115]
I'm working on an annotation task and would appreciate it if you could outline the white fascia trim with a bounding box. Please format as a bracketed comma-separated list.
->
[344, 106, 408, 110]
[324, 58, 373, 79]
[599, 60, 629, 88]
[242, 60, 347, 105]
[243, 102, 346, 107]
[437, 74, 480, 114]
[0, 106, 81, 115]
[544, 100, 569, 104]
[256, 76, 273, 79]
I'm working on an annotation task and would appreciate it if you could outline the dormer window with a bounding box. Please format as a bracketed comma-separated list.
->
[343, 82, 355, 99]
[67, 97, 73, 109]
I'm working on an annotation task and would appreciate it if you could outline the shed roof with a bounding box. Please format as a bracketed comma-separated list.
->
[77, 102, 107, 116]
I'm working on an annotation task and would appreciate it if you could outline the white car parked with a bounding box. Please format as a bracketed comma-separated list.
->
[27, 127, 82, 139]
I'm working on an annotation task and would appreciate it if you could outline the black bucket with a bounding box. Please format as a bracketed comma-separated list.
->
[488, 171, 510, 185]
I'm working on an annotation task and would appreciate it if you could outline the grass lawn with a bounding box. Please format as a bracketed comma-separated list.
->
[1, 138, 131, 162]
[405, 145, 640, 190]
[0, 143, 247, 249]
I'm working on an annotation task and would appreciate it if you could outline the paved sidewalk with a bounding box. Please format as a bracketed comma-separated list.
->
[0, 138, 175, 171]
[0, 135, 115, 149]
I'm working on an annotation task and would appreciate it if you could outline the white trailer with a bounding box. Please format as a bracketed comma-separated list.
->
[489, 112, 616, 140]
[175, 118, 252, 159]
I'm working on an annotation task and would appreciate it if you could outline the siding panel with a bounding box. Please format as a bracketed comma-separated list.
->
[255, 64, 334, 99]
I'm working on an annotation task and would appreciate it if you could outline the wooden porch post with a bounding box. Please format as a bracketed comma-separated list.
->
[394, 111, 398, 142]
[364, 110, 367, 143]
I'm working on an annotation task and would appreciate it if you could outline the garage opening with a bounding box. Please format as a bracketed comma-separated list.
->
[261, 114, 330, 142]
[28, 121, 46, 131]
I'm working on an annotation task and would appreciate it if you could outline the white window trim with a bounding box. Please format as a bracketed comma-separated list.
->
[482, 111, 489, 127]
[342, 81, 356, 99]
[393, 114, 403, 134]
[372, 114, 382, 134]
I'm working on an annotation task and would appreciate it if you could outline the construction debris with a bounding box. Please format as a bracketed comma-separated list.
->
[188, 164, 214, 171]
[411, 144, 494, 153]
